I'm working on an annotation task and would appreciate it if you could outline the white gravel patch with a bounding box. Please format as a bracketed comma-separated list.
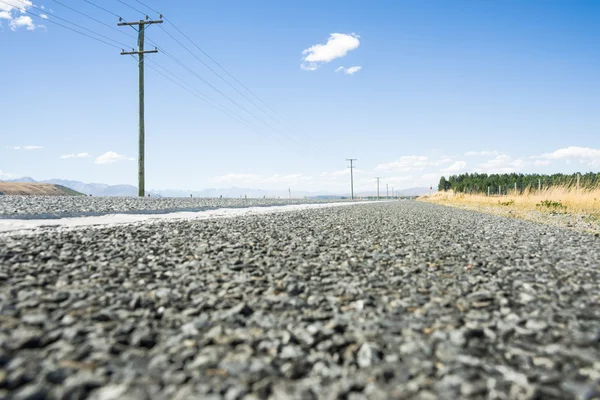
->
[0, 201, 385, 235]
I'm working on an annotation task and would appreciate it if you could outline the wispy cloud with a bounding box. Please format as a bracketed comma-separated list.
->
[94, 151, 134, 165]
[475, 155, 525, 174]
[441, 161, 468, 174]
[464, 150, 500, 157]
[375, 156, 452, 172]
[534, 146, 600, 168]
[7, 145, 42, 150]
[335, 66, 362, 75]
[0, 170, 14, 178]
[60, 152, 90, 159]
[301, 33, 360, 71]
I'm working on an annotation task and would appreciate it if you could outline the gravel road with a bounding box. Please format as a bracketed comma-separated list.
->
[0, 196, 353, 219]
[1, 201, 599, 399]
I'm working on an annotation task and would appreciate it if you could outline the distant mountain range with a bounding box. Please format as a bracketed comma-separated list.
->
[1, 177, 431, 198]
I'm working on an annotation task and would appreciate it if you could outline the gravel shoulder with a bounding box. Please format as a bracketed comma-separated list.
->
[0, 197, 354, 219]
[1, 201, 599, 399]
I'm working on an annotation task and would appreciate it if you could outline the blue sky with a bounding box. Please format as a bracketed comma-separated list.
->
[2, 0, 599, 193]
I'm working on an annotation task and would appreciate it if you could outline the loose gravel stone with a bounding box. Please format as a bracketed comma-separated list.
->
[0, 196, 353, 219]
[1, 201, 599, 399]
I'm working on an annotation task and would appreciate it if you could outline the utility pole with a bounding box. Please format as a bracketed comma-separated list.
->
[386, 183, 389, 199]
[288, 187, 291, 200]
[391, 187, 394, 200]
[119, 15, 163, 197]
[346, 158, 357, 200]
[375, 177, 381, 200]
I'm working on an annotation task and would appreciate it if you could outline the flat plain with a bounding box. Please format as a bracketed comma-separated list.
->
[1, 200, 599, 399]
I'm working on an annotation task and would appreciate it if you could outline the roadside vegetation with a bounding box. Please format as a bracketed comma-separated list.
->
[421, 185, 600, 235]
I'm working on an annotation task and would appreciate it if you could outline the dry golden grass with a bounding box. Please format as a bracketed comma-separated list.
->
[0, 182, 83, 196]
[423, 186, 600, 216]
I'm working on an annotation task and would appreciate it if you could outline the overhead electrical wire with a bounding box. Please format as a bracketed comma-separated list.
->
[11, 0, 130, 49]
[115, 0, 147, 17]
[0, 0, 122, 49]
[8, 0, 314, 156]
[146, 42, 309, 154]
[83, 0, 121, 19]
[49, 0, 138, 42]
[130, 0, 323, 152]
[132, 56, 308, 156]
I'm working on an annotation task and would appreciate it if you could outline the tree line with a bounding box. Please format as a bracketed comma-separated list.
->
[438, 172, 600, 194]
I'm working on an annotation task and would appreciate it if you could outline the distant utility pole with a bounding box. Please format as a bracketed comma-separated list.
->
[119, 15, 163, 197]
[288, 187, 291, 200]
[391, 187, 394, 199]
[375, 177, 381, 200]
[346, 158, 357, 199]
[386, 183, 389, 199]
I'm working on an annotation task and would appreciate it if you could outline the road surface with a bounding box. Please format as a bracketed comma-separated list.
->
[1, 201, 599, 399]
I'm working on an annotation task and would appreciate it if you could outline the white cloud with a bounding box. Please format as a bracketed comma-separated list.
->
[464, 150, 500, 157]
[375, 156, 452, 172]
[301, 33, 360, 71]
[9, 15, 35, 31]
[0, 170, 14, 178]
[94, 151, 133, 165]
[475, 155, 525, 174]
[8, 145, 42, 150]
[535, 146, 600, 168]
[441, 161, 468, 174]
[1, 1, 43, 31]
[335, 66, 362, 75]
[60, 152, 90, 159]
[534, 160, 551, 166]
[40, 13, 47, 19]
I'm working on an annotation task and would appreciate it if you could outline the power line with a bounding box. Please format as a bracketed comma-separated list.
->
[0, 0, 122, 49]
[11, 0, 130, 49]
[116, 0, 147, 16]
[146, 43, 309, 154]
[150, 26, 310, 153]
[131, 0, 321, 150]
[76, 0, 310, 155]
[83, 0, 121, 19]
[49, 0, 137, 41]
[137, 57, 307, 156]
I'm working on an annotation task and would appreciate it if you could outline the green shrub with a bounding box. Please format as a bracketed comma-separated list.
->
[536, 200, 567, 213]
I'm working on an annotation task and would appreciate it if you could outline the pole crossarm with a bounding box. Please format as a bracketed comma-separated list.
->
[118, 20, 163, 26]
[121, 49, 158, 55]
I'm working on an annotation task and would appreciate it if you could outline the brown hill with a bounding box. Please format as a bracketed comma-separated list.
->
[0, 182, 84, 196]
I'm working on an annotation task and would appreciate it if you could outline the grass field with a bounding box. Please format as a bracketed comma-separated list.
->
[0, 182, 84, 196]
[420, 186, 600, 234]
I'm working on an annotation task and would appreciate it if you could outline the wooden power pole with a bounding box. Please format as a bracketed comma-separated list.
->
[375, 177, 381, 200]
[119, 16, 163, 197]
[346, 159, 357, 199]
